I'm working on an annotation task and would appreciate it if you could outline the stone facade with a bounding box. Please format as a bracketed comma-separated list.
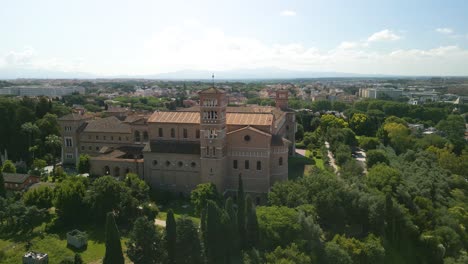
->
[59, 87, 296, 197]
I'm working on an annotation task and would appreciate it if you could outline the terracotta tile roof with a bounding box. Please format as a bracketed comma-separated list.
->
[227, 113, 273, 126]
[198, 87, 226, 94]
[148, 111, 200, 124]
[83, 116, 131, 133]
[148, 111, 273, 126]
[2, 173, 34, 184]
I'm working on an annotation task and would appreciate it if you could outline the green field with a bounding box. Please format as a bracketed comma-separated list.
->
[0, 222, 130, 264]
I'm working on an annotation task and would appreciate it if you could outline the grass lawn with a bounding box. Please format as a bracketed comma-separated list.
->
[156, 199, 200, 225]
[0, 223, 131, 264]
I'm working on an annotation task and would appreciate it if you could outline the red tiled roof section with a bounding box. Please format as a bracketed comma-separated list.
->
[148, 111, 273, 126]
[148, 111, 200, 124]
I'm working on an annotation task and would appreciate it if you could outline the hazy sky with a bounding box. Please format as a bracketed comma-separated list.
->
[1, 0, 468, 76]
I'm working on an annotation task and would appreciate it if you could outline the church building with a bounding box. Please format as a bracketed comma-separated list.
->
[58, 87, 296, 199]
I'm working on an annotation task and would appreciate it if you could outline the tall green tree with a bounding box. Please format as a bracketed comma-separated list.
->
[190, 183, 220, 216]
[54, 178, 88, 225]
[166, 209, 176, 264]
[237, 174, 246, 250]
[127, 216, 167, 264]
[45, 134, 62, 178]
[103, 212, 124, 264]
[77, 154, 90, 174]
[0, 169, 5, 198]
[225, 197, 240, 261]
[2, 160, 16, 173]
[245, 195, 259, 250]
[175, 216, 204, 264]
[205, 200, 226, 264]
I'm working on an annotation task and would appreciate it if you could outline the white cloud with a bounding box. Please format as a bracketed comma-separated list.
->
[280, 10, 296, 17]
[367, 29, 401, 42]
[436, 27, 454, 34]
[4, 47, 35, 66]
[3, 24, 468, 76]
[1, 48, 86, 72]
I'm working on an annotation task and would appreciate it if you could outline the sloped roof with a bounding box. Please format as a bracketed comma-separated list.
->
[2, 173, 34, 184]
[198, 87, 225, 94]
[148, 111, 273, 126]
[83, 116, 131, 133]
[144, 140, 201, 154]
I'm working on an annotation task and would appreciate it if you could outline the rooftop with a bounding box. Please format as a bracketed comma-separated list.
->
[83, 116, 131, 133]
[2, 173, 34, 184]
[148, 111, 273, 127]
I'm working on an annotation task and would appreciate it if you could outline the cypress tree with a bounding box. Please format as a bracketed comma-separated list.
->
[245, 195, 259, 250]
[200, 207, 207, 252]
[225, 197, 240, 262]
[237, 174, 246, 249]
[176, 216, 204, 264]
[103, 212, 124, 264]
[166, 209, 177, 264]
[0, 169, 5, 198]
[206, 200, 225, 264]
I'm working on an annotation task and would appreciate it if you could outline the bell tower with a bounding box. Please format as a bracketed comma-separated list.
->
[275, 90, 289, 110]
[199, 86, 227, 191]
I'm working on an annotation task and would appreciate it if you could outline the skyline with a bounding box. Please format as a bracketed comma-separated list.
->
[1, 0, 468, 78]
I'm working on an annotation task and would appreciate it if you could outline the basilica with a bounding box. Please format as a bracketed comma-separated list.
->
[59, 87, 296, 200]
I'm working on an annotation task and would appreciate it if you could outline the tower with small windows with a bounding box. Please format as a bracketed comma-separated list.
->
[199, 87, 228, 190]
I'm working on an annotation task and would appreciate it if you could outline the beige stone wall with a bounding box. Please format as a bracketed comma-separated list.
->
[79, 132, 133, 155]
[225, 127, 272, 193]
[89, 158, 144, 179]
[148, 123, 200, 141]
[270, 145, 288, 183]
[59, 119, 88, 165]
[144, 152, 201, 193]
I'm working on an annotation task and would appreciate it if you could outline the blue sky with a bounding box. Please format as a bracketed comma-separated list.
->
[1, 0, 468, 76]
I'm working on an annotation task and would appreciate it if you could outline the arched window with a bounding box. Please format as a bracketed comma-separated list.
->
[245, 160, 250, 170]
[134, 131, 141, 142]
[279, 157, 283, 166]
[257, 161, 261, 170]
[183, 128, 188, 138]
[171, 128, 175, 138]
[196, 129, 200, 138]
[143, 131, 149, 142]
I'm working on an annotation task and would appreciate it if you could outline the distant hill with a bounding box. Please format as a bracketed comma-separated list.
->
[0, 67, 459, 80]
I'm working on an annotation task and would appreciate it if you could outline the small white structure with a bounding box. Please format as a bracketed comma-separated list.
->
[66, 229, 88, 249]
[23, 251, 48, 264]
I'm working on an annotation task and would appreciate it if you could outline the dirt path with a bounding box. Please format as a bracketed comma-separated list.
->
[324, 141, 339, 174]
[155, 219, 166, 227]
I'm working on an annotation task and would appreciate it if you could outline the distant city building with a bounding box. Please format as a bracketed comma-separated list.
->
[0, 85, 85, 97]
[359, 87, 403, 99]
